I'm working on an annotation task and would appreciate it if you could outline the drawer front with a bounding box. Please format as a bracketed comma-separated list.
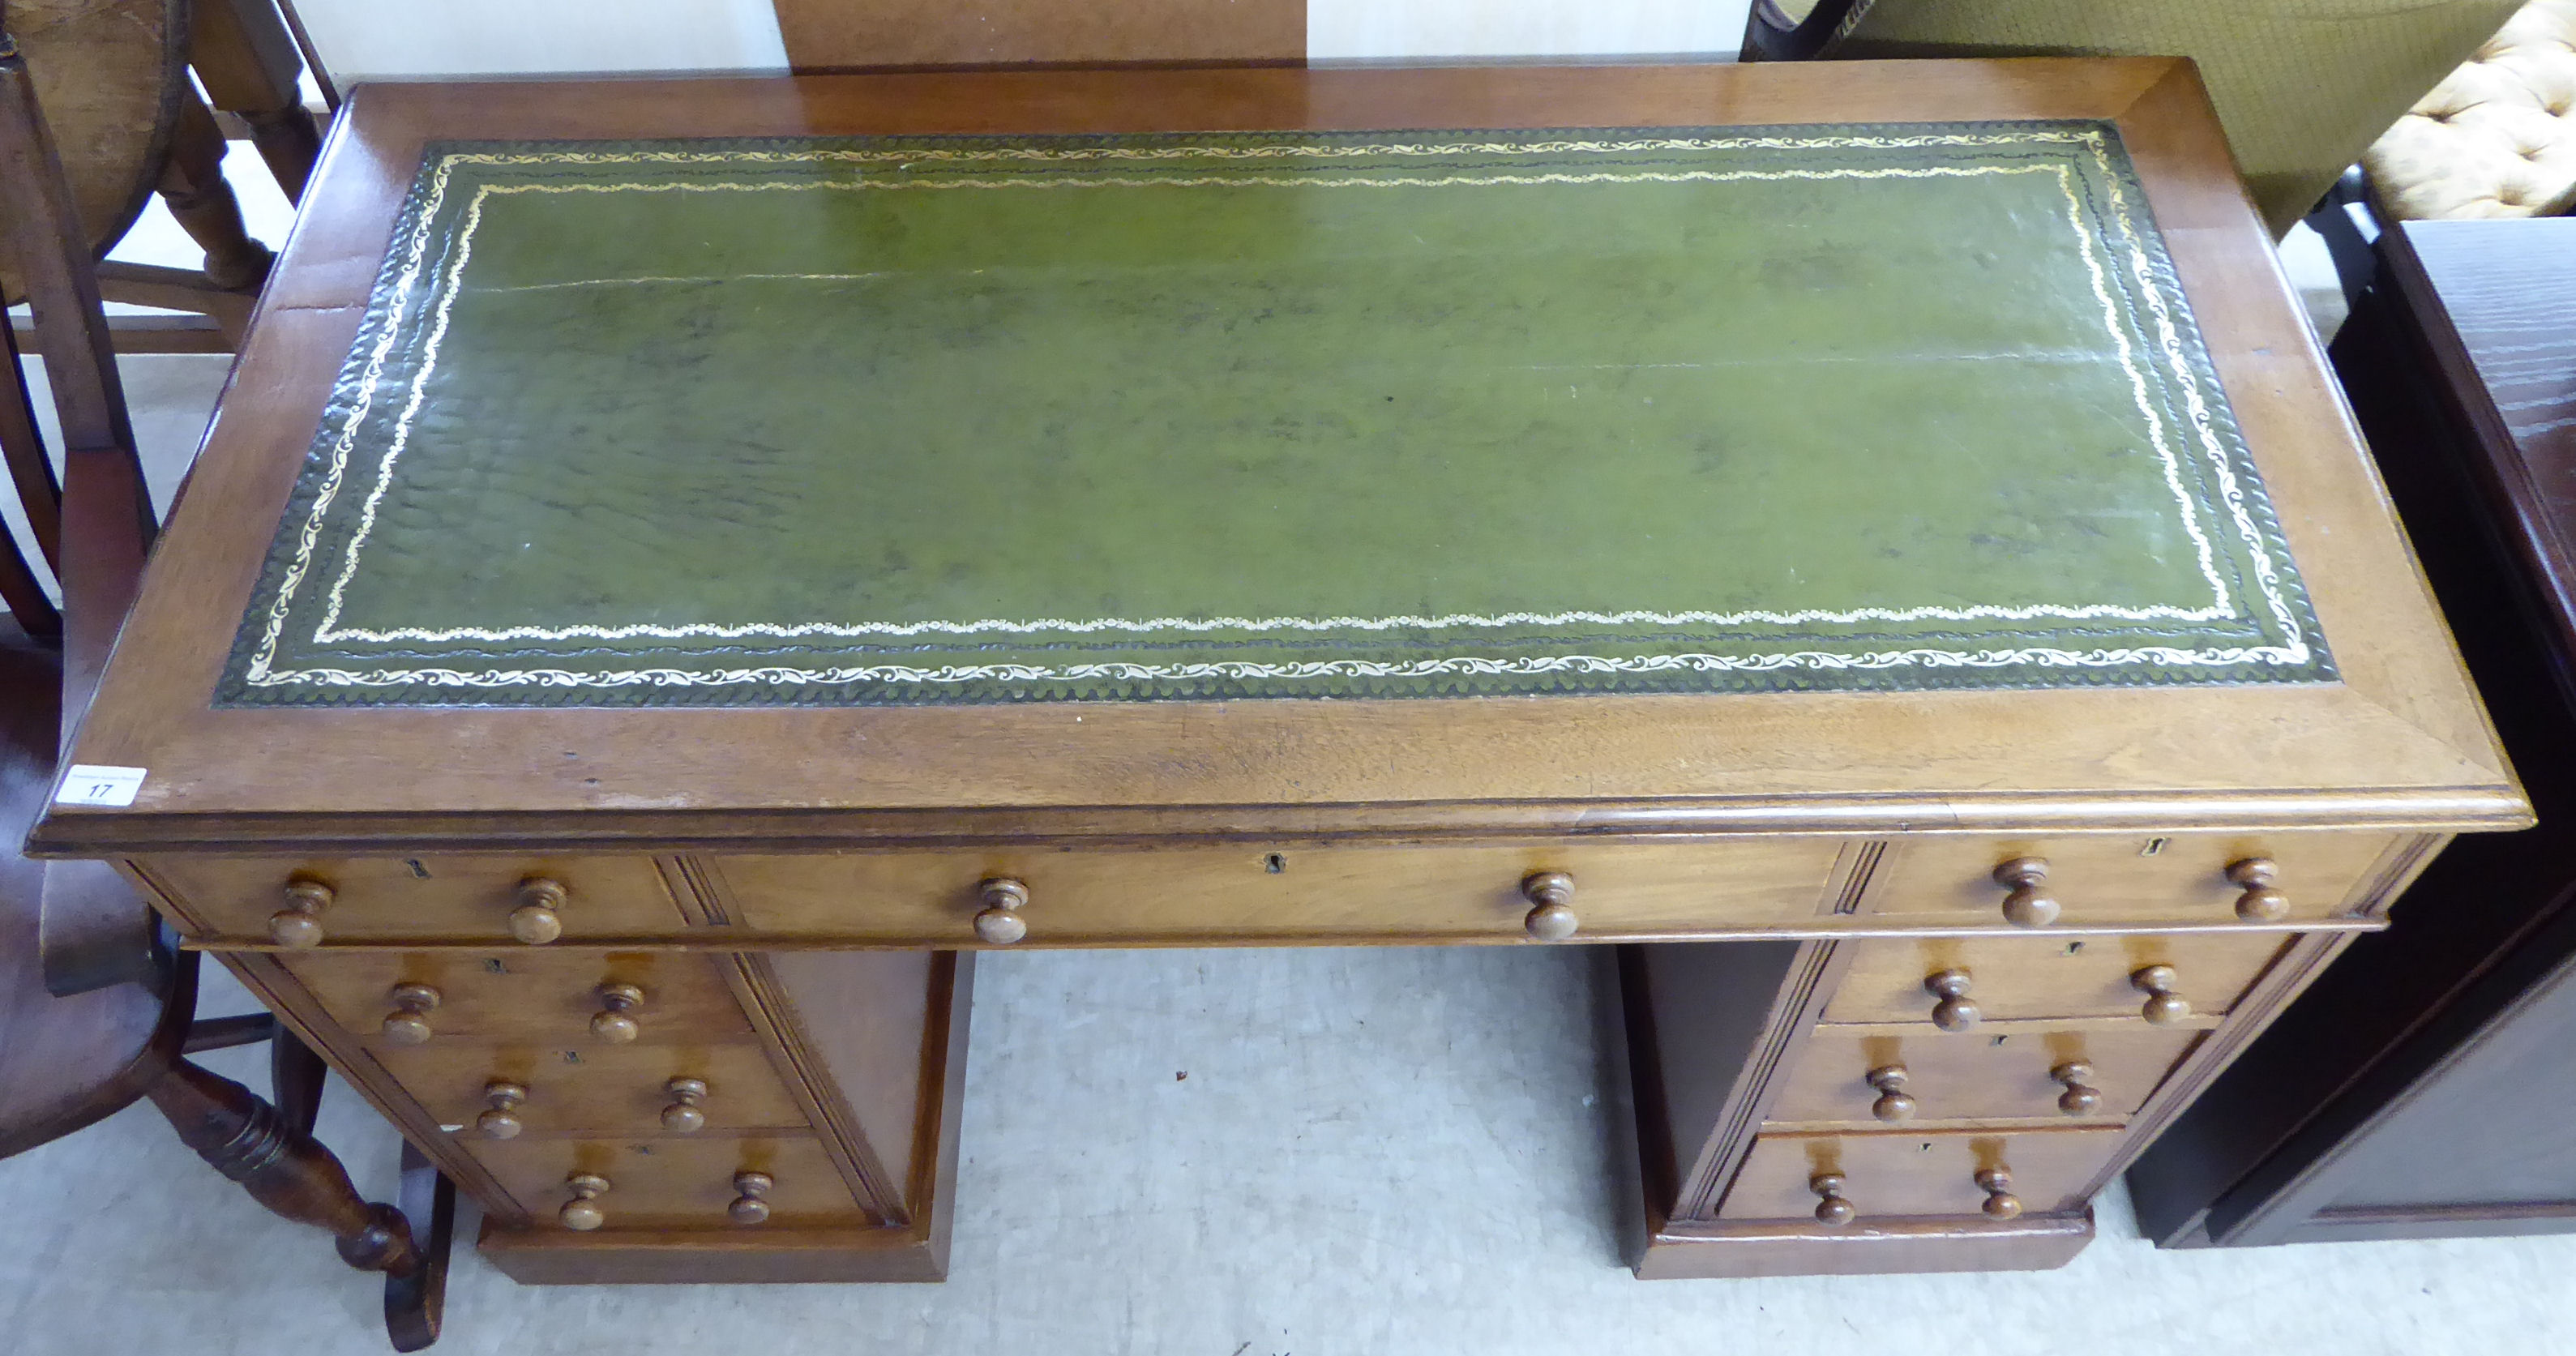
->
[1821, 934, 2292, 1025]
[1718, 1127, 2124, 1221]
[143, 856, 691, 943]
[469, 1135, 867, 1230]
[709, 840, 1846, 944]
[1766, 1025, 2203, 1127]
[375, 1042, 808, 1138]
[1858, 832, 2394, 926]
[277, 950, 751, 1043]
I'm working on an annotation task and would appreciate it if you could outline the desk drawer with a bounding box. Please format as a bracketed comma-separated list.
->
[1857, 833, 2394, 927]
[143, 856, 691, 944]
[277, 951, 751, 1044]
[1821, 934, 2291, 1026]
[1718, 1127, 2122, 1221]
[376, 1042, 807, 1139]
[706, 840, 1845, 945]
[1766, 1024, 2202, 1128]
[469, 1136, 867, 1230]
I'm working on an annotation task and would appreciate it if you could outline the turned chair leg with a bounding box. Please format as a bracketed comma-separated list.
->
[187, 0, 325, 201]
[146, 1056, 419, 1275]
[156, 92, 274, 293]
[145, 1035, 455, 1350]
[268, 1020, 327, 1131]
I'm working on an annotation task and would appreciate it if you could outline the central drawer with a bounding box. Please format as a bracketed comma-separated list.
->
[703, 840, 1848, 944]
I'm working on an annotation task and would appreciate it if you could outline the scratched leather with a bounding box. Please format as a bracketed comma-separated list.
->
[218, 124, 2330, 707]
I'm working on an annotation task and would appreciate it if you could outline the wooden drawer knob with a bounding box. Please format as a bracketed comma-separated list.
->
[379, 982, 442, 1046]
[509, 877, 568, 945]
[1992, 857, 2059, 928]
[973, 878, 1029, 944]
[1865, 1064, 1916, 1123]
[2130, 965, 2191, 1025]
[729, 1170, 774, 1225]
[2050, 1061, 2103, 1116]
[477, 1080, 527, 1138]
[1975, 1166, 2022, 1219]
[1521, 870, 1578, 941]
[2227, 858, 2289, 922]
[559, 1173, 610, 1231]
[1923, 968, 1980, 1032]
[661, 1076, 709, 1133]
[1809, 1172, 1856, 1227]
[268, 876, 335, 947]
[473, 1082, 528, 1139]
[590, 982, 646, 1042]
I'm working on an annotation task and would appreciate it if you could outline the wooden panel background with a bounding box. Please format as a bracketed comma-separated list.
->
[773, 0, 1305, 68]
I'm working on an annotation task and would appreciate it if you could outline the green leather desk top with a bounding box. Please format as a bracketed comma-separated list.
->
[220, 122, 2331, 708]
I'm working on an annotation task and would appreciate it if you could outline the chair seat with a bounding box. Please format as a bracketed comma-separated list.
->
[2365, 0, 2576, 218]
[0, 622, 169, 1159]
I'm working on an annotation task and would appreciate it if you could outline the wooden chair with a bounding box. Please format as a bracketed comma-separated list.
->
[2, 0, 326, 350]
[0, 10, 453, 1349]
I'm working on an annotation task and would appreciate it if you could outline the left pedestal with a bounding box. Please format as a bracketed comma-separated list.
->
[203, 927, 970, 1286]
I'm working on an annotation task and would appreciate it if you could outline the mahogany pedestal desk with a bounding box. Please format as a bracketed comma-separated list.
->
[26, 61, 2528, 1284]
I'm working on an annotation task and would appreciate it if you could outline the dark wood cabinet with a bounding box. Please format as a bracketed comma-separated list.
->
[2127, 216, 2576, 1247]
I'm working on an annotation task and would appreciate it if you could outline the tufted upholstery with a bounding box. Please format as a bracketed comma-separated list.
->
[1778, 0, 2526, 236]
[2364, 0, 2576, 219]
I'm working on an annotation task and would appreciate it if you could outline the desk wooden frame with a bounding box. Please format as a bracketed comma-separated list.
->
[29, 60, 2525, 1283]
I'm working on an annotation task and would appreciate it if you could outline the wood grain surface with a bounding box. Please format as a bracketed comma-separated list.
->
[773, 0, 1304, 69]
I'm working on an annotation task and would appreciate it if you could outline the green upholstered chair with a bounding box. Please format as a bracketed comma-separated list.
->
[1743, 0, 2527, 236]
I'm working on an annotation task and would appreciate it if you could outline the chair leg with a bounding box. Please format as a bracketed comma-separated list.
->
[268, 1020, 327, 1131]
[188, 0, 324, 201]
[0, 316, 58, 635]
[156, 91, 275, 296]
[143, 1056, 424, 1282]
[383, 1142, 455, 1353]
